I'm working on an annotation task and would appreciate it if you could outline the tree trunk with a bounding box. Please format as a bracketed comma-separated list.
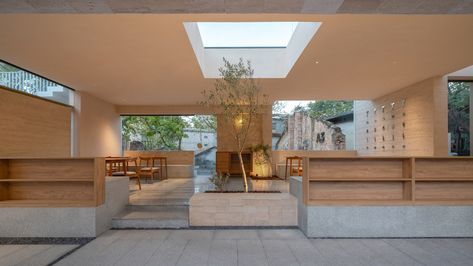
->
[237, 151, 249, 192]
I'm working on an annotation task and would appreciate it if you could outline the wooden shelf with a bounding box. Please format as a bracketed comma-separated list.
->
[414, 200, 473, 206]
[415, 178, 473, 181]
[0, 178, 94, 182]
[0, 199, 96, 207]
[304, 157, 473, 206]
[0, 158, 105, 207]
[308, 199, 413, 206]
[310, 178, 410, 181]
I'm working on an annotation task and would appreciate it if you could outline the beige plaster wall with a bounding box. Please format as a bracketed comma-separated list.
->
[354, 76, 448, 156]
[74, 92, 121, 157]
[0, 87, 72, 158]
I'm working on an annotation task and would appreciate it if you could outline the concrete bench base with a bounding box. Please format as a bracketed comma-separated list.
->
[290, 176, 473, 237]
[189, 192, 297, 226]
[0, 177, 129, 237]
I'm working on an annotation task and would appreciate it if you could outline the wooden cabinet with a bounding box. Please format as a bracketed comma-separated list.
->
[0, 158, 105, 207]
[303, 157, 473, 205]
[216, 151, 252, 176]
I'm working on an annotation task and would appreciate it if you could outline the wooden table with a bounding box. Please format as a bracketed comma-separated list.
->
[105, 157, 129, 176]
[285, 156, 303, 179]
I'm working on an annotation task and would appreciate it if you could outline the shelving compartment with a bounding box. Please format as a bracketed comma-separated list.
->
[305, 157, 413, 205]
[0, 158, 104, 207]
[414, 158, 473, 203]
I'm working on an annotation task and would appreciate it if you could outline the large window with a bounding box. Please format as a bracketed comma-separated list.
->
[448, 81, 471, 156]
[272, 100, 354, 150]
[0, 60, 74, 106]
[122, 115, 217, 174]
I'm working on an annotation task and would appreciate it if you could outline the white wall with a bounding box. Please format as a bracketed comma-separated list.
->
[73, 92, 121, 157]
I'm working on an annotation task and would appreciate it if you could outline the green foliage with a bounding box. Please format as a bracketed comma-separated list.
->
[200, 58, 268, 192]
[121, 116, 188, 150]
[448, 82, 470, 155]
[307, 100, 353, 119]
[190, 115, 217, 131]
[209, 172, 230, 192]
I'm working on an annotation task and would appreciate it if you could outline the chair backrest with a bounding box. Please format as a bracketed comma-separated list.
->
[139, 156, 154, 167]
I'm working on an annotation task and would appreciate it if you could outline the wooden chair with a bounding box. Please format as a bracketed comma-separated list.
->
[285, 156, 303, 179]
[107, 157, 142, 190]
[125, 157, 141, 190]
[139, 156, 160, 183]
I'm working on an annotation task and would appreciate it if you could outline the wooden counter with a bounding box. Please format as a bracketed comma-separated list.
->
[302, 156, 473, 205]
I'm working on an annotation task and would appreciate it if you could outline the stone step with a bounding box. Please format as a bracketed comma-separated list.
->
[112, 205, 189, 229]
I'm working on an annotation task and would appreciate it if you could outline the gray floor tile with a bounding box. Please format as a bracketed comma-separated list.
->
[176, 239, 211, 266]
[114, 239, 164, 266]
[258, 229, 305, 240]
[237, 239, 268, 266]
[168, 230, 214, 241]
[287, 239, 328, 266]
[360, 239, 423, 266]
[208, 240, 238, 266]
[262, 239, 299, 266]
[16, 245, 77, 266]
[384, 239, 452, 266]
[214, 230, 259, 240]
[145, 239, 189, 266]
[0, 245, 50, 266]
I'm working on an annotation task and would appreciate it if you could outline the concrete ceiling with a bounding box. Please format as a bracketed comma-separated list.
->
[0, 14, 473, 105]
[1, 0, 473, 14]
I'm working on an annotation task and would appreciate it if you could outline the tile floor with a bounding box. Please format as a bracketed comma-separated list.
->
[0, 244, 77, 266]
[43, 229, 473, 266]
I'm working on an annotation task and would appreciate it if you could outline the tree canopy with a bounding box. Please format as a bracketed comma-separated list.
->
[122, 116, 188, 150]
[307, 100, 353, 119]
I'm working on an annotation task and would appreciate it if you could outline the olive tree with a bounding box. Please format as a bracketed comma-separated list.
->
[200, 58, 267, 192]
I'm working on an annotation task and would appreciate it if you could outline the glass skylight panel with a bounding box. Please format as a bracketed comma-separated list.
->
[197, 22, 298, 48]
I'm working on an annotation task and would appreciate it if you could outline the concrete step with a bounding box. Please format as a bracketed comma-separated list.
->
[112, 205, 189, 229]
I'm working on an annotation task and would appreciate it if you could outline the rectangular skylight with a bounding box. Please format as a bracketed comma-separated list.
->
[197, 22, 298, 48]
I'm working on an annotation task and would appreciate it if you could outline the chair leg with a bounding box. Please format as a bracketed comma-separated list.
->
[136, 176, 141, 190]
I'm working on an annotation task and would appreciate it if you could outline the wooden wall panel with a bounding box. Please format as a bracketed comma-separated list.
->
[0, 87, 71, 158]
[8, 159, 94, 179]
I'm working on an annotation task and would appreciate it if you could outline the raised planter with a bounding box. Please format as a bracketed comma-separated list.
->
[189, 192, 297, 226]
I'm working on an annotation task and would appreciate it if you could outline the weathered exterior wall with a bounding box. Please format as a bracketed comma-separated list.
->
[354, 76, 448, 156]
[277, 111, 346, 151]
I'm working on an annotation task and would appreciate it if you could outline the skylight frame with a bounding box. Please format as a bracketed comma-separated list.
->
[197, 22, 299, 49]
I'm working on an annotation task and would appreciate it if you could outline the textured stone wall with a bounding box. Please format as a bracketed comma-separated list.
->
[277, 111, 346, 150]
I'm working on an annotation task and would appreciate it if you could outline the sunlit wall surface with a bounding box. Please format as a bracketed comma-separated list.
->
[0, 60, 74, 106]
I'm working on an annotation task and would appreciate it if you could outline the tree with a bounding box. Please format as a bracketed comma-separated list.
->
[448, 82, 470, 156]
[121, 116, 188, 150]
[307, 100, 353, 119]
[200, 58, 267, 192]
[190, 115, 217, 131]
